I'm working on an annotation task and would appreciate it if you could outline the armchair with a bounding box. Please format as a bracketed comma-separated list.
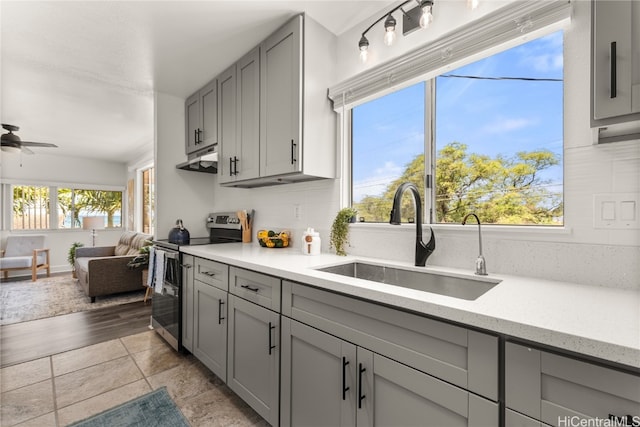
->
[0, 235, 51, 281]
[74, 231, 152, 302]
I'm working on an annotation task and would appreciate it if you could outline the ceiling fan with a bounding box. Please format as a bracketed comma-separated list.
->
[1, 124, 58, 154]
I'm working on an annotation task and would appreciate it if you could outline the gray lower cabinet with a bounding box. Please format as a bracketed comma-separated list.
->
[181, 255, 194, 352]
[193, 280, 227, 381]
[281, 317, 498, 427]
[505, 342, 640, 426]
[227, 294, 280, 426]
[281, 317, 357, 427]
[281, 280, 499, 402]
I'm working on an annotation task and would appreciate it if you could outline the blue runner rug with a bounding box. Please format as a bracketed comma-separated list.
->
[67, 386, 190, 427]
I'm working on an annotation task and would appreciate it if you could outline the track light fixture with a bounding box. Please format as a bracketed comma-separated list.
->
[357, 0, 479, 63]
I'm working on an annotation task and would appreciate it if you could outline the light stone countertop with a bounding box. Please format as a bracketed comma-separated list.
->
[181, 243, 640, 369]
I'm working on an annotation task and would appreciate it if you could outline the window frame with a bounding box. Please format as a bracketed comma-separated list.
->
[2, 180, 125, 231]
[340, 4, 570, 230]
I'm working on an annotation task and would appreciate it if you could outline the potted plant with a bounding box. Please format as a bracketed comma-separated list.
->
[330, 207, 358, 256]
[68, 242, 84, 278]
[127, 240, 153, 270]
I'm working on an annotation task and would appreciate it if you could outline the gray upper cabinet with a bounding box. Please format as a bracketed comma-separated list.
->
[592, 0, 640, 126]
[218, 64, 237, 182]
[220, 14, 336, 188]
[260, 15, 301, 177]
[505, 342, 640, 426]
[185, 78, 218, 155]
[220, 47, 260, 184]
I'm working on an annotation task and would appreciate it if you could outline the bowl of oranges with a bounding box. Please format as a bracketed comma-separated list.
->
[257, 230, 290, 248]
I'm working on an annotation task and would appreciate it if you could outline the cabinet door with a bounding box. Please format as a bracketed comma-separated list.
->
[193, 281, 227, 381]
[218, 64, 237, 183]
[227, 294, 279, 426]
[200, 79, 218, 148]
[236, 47, 261, 181]
[260, 15, 302, 177]
[185, 92, 201, 154]
[281, 317, 357, 427]
[593, 0, 633, 119]
[181, 255, 194, 352]
[356, 349, 498, 427]
[505, 342, 640, 426]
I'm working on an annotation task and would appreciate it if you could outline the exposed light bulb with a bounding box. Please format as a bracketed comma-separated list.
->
[358, 34, 369, 63]
[384, 28, 396, 46]
[419, 5, 433, 29]
[359, 49, 368, 63]
[467, 0, 479, 10]
[383, 13, 397, 46]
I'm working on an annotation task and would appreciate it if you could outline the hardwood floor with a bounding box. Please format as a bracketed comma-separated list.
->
[0, 301, 152, 368]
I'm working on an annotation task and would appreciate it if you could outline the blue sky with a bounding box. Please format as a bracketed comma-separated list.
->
[352, 30, 564, 203]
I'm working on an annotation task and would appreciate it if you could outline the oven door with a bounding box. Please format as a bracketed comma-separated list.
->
[151, 249, 181, 351]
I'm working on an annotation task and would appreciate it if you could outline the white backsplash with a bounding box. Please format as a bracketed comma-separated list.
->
[347, 226, 640, 290]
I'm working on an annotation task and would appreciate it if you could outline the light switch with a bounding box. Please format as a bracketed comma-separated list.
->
[620, 201, 636, 221]
[601, 201, 616, 220]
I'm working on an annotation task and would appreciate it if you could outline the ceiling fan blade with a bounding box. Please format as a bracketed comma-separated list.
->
[16, 141, 58, 148]
[21, 146, 35, 155]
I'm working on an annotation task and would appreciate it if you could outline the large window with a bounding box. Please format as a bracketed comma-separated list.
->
[352, 31, 564, 226]
[141, 167, 155, 235]
[8, 185, 122, 230]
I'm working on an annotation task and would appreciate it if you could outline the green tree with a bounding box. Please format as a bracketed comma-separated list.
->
[353, 142, 562, 225]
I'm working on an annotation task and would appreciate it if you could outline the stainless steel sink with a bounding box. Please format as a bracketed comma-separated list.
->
[315, 262, 500, 300]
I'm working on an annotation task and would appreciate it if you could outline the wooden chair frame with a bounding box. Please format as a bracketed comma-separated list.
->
[1, 248, 51, 281]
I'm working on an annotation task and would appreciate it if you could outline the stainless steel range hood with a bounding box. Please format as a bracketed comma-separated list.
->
[176, 147, 218, 174]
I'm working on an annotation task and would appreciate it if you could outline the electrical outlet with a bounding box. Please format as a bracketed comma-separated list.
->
[293, 204, 302, 220]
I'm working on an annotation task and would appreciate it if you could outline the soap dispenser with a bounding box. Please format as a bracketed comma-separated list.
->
[301, 228, 321, 255]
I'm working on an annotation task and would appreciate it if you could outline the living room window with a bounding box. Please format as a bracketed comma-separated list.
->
[141, 166, 155, 235]
[6, 184, 123, 230]
[351, 30, 564, 226]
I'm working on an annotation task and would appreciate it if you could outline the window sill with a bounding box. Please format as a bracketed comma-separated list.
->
[349, 221, 572, 237]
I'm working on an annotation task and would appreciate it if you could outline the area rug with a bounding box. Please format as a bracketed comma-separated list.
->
[0, 275, 145, 325]
[68, 386, 190, 427]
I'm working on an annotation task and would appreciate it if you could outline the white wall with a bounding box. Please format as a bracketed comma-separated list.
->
[155, 0, 639, 289]
[1, 152, 129, 277]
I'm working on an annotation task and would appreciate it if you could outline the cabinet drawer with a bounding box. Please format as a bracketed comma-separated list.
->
[506, 409, 550, 427]
[194, 258, 228, 291]
[230, 266, 281, 311]
[506, 342, 640, 426]
[282, 281, 498, 401]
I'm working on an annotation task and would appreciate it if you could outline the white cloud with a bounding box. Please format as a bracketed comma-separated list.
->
[482, 117, 537, 134]
[353, 161, 403, 202]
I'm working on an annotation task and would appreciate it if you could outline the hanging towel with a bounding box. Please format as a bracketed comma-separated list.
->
[153, 249, 166, 294]
[147, 247, 156, 288]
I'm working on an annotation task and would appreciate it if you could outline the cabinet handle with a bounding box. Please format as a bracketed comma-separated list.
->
[240, 284, 259, 292]
[358, 363, 366, 409]
[610, 41, 617, 99]
[194, 129, 198, 144]
[229, 157, 233, 177]
[197, 128, 203, 143]
[181, 264, 192, 269]
[268, 322, 276, 355]
[290, 139, 297, 164]
[342, 357, 350, 401]
[218, 299, 225, 324]
[202, 271, 216, 277]
[233, 156, 239, 175]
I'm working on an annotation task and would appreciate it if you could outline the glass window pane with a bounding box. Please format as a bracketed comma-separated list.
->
[352, 82, 425, 222]
[434, 31, 564, 225]
[58, 189, 122, 228]
[11, 185, 50, 230]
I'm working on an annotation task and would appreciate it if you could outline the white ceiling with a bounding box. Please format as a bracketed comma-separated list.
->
[1, 0, 393, 163]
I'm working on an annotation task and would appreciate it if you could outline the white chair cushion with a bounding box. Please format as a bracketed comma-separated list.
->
[0, 256, 35, 269]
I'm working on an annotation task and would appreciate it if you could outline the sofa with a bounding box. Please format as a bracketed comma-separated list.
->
[75, 231, 152, 302]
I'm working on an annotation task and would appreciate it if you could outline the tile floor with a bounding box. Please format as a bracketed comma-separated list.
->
[0, 330, 269, 427]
